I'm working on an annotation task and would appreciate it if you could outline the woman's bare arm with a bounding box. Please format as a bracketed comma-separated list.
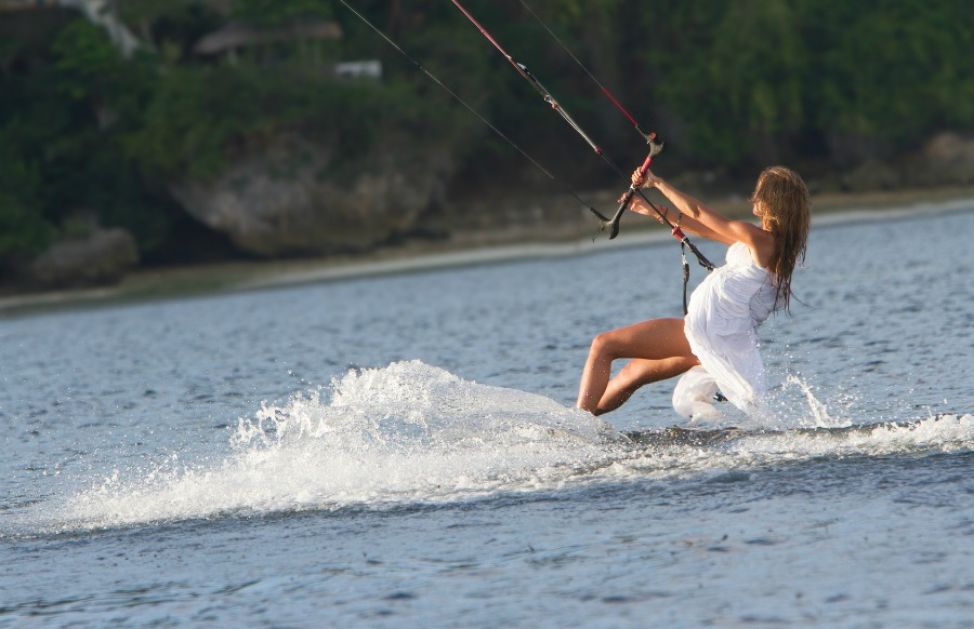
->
[627, 197, 733, 244]
[629, 169, 772, 255]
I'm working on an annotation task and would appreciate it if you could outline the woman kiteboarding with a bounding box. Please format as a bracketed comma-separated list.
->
[341, 0, 811, 421]
[577, 166, 810, 419]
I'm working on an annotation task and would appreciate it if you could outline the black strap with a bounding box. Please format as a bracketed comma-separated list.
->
[681, 242, 691, 315]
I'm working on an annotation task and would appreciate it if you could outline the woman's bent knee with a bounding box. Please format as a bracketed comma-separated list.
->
[590, 331, 618, 357]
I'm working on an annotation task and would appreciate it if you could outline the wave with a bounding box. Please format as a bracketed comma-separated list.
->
[14, 361, 974, 534]
[616, 416, 974, 481]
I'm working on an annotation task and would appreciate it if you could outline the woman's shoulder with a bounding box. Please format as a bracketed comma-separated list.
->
[729, 226, 774, 269]
[729, 240, 773, 271]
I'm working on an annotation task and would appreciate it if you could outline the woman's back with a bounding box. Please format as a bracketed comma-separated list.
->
[681, 241, 778, 414]
[688, 242, 777, 336]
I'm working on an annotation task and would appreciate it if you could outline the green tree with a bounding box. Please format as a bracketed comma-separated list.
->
[0, 149, 52, 257]
[234, 0, 333, 25]
[809, 0, 974, 161]
[710, 0, 804, 163]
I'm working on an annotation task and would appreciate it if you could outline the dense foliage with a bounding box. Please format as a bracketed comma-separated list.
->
[1, 0, 972, 264]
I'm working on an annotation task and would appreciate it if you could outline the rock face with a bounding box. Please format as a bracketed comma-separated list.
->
[841, 159, 898, 191]
[837, 133, 974, 191]
[30, 227, 139, 287]
[906, 132, 974, 187]
[171, 138, 452, 257]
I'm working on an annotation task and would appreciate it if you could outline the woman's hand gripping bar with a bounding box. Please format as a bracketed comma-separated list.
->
[591, 135, 664, 239]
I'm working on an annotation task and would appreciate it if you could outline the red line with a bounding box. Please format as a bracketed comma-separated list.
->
[600, 86, 640, 130]
[450, 0, 518, 70]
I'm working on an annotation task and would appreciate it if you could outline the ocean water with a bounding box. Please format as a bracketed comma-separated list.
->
[1, 205, 973, 627]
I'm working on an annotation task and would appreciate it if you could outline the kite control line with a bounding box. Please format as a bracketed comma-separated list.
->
[448, 3, 712, 246]
[516, 0, 655, 145]
[335, 0, 610, 225]
[512, 0, 715, 272]
[449, 0, 670, 239]
[342, 1, 717, 312]
[448, 0, 604, 156]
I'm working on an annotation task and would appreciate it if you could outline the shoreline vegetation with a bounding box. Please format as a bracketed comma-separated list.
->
[3, 185, 972, 317]
[3, 2, 972, 306]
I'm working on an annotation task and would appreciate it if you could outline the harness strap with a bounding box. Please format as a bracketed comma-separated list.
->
[680, 241, 691, 315]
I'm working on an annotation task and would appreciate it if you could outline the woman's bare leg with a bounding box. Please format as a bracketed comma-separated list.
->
[576, 318, 696, 414]
[596, 356, 698, 414]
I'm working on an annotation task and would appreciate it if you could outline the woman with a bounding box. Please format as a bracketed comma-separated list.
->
[577, 166, 810, 417]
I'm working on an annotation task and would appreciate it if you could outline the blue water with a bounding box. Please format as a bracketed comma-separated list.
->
[2, 206, 973, 626]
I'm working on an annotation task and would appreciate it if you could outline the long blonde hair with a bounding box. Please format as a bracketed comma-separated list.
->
[752, 166, 810, 311]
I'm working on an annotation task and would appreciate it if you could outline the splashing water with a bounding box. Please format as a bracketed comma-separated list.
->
[235, 360, 617, 450]
[47, 362, 619, 532]
[776, 373, 848, 429]
[18, 361, 974, 535]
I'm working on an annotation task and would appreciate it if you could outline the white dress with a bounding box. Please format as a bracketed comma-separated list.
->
[673, 241, 778, 419]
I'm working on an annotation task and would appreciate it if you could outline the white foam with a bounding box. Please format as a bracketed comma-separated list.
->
[28, 362, 974, 533]
[49, 362, 618, 531]
[601, 414, 974, 483]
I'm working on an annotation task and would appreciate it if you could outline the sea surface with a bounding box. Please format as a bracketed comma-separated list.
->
[1, 205, 973, 627]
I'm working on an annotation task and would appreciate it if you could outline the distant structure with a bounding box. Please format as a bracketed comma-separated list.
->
[0, 0, 140, 58]
[335, 60, 381, 80]
[2, 3, 378, 79]
[0, 0, 51, 9]
[194, 20, 343, 63]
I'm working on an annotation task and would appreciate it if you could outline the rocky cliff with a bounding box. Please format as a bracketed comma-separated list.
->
[169, 137, 454, 257]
